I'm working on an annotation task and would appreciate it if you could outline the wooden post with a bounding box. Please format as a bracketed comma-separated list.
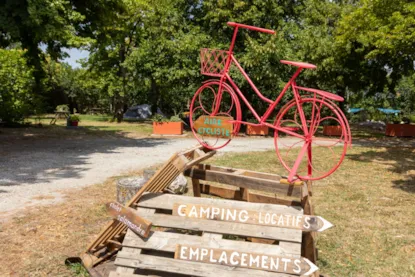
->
[192, 178, 201, 197]
[239, 187, 249, 201]
[301, 180, 318, 274]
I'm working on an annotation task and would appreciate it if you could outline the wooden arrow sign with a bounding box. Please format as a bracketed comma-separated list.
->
[193, 115, 233, 138]
[106, 202, 152, 238]
[173, 203, 333, 232]
[175, 244, 319, 276]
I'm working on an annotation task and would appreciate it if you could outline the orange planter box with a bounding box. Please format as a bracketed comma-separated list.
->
[385, 124, 415, 137]
[246, 125, 269, 136]
[323, 126, 342, 136]
[153, 122, 183, 135]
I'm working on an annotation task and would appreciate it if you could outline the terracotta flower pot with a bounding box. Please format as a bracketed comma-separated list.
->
[323, 125, 342, 136]
[153, 122, 183, 135]
[71, 121, 79, 127]
[246, 125, 269, 136]
[385, 124, 415, 137]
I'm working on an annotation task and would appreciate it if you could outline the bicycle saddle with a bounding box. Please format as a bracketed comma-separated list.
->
[280, 60, 316, 69]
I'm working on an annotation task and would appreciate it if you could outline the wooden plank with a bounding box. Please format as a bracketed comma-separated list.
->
[137, 193, 303, 215]
[184, 167, 302, 197]
[200, 184, 241, 200]
[109, 272, 149, 277]
[115, 253, 296, 277]
[122, 230, 298, 256]
[174, 245, 318, 276]
[248, 192, 302, 207]
[302, 233, 317, 264]
[301, 192, 318, 264]
[198, 184, 302, 207]
[280, 242, 302, 257]
[193, 165, 303, 185]
[172, 203, 331, 232]
[106, 202, 152, 238]
[195, 164, 281, 179]
[193, 115, 233, 138]
[192, 178, 201, 197]
[84, 146, 216, 265]
[116, 248, 142, 274]
[239, 187, 249, 201]
[133, 211, 302, 243]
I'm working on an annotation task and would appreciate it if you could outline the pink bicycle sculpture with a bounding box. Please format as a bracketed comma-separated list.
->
[190, 22, 351, 182]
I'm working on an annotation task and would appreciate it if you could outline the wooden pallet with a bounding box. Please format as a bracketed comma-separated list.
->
[111, 193, 304, 277]
[184, 164, 317, 265]
[81, 146, 216, 268]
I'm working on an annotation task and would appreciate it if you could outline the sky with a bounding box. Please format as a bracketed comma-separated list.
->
[39, 44, 89, 68]
[61, 48, 89, 68]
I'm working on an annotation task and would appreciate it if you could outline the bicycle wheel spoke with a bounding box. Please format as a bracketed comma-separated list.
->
[287, 141, 310, 182]
[275, 98, 348, 181]
[312, 137, 344, 147]
[281, 139, 304, 159]
[276, 126, 305, 140]
[190, 81, 241, 150]
[309, 101, 323, 136]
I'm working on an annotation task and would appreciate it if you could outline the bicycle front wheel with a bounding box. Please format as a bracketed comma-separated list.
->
[189, 81, 241, 150]
[274, 98, 349, 181]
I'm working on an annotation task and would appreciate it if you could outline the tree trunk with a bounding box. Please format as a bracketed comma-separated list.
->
[112, 44, 128, 123]
[114, 96, 124, 123]
[336, 89, 346, 113]
[149, 77, 160, 115]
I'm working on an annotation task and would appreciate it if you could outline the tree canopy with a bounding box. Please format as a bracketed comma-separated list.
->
[0, 0, 414, 123]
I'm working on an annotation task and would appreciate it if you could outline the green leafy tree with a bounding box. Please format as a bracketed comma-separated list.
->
[0, 49, 37, 123]
[336, 0, 415, 92]
[396, 74, 415, 115]
[125, 0, 210, 116]
[0, 0, 123, 94]
[81, 0, 145, 121]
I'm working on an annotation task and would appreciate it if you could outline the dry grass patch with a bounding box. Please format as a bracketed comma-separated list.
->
[0, 146, 414, 276]
[211, 147, 415, 277]
[0, 167, 156, 277]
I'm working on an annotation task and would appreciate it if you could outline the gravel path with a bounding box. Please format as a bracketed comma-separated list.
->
[0, 136, 283, 216]
[2, 133, 412, 217]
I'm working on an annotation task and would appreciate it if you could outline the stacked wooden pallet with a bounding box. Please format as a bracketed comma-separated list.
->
[81, 146, 216, 268]
[81, 146, 322, 277]
[110, 193, 308, 277]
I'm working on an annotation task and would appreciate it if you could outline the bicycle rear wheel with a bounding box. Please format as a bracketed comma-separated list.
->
[274, 98, 349, 181]
[189, 81, 241, 150]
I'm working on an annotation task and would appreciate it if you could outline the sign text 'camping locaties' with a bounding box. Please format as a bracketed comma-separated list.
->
[173, 203, 333, 232]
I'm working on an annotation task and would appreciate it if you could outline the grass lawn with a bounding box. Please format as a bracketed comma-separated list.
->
[0, 146, 414, 276]
[212, 147, 415, 276]
[24, 114, 154, 138]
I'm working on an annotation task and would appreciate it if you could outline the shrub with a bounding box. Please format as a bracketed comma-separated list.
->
[68, 115, 80, 122]
[151, 114, 167, 123]
[408, 114, 415, 123]
[0, 49, 36, 124]
[151, 114, 182, 123]
[169, 115, 182, 122]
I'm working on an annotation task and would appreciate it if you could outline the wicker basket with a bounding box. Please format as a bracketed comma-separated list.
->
[200, 48, 229, 77]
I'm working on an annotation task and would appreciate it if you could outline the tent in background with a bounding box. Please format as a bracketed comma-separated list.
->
[123, 104, 164, 120]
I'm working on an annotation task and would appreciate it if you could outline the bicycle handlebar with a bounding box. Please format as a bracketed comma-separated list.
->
[227, 22, 275, 35]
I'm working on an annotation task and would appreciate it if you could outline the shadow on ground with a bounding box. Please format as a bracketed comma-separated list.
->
[347, 147, 415, 193]
[0, 125, 171, 188]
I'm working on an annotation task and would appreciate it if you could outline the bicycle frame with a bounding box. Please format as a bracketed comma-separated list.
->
[192, 22, 350, 182]
[214, 27, 307, 140]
